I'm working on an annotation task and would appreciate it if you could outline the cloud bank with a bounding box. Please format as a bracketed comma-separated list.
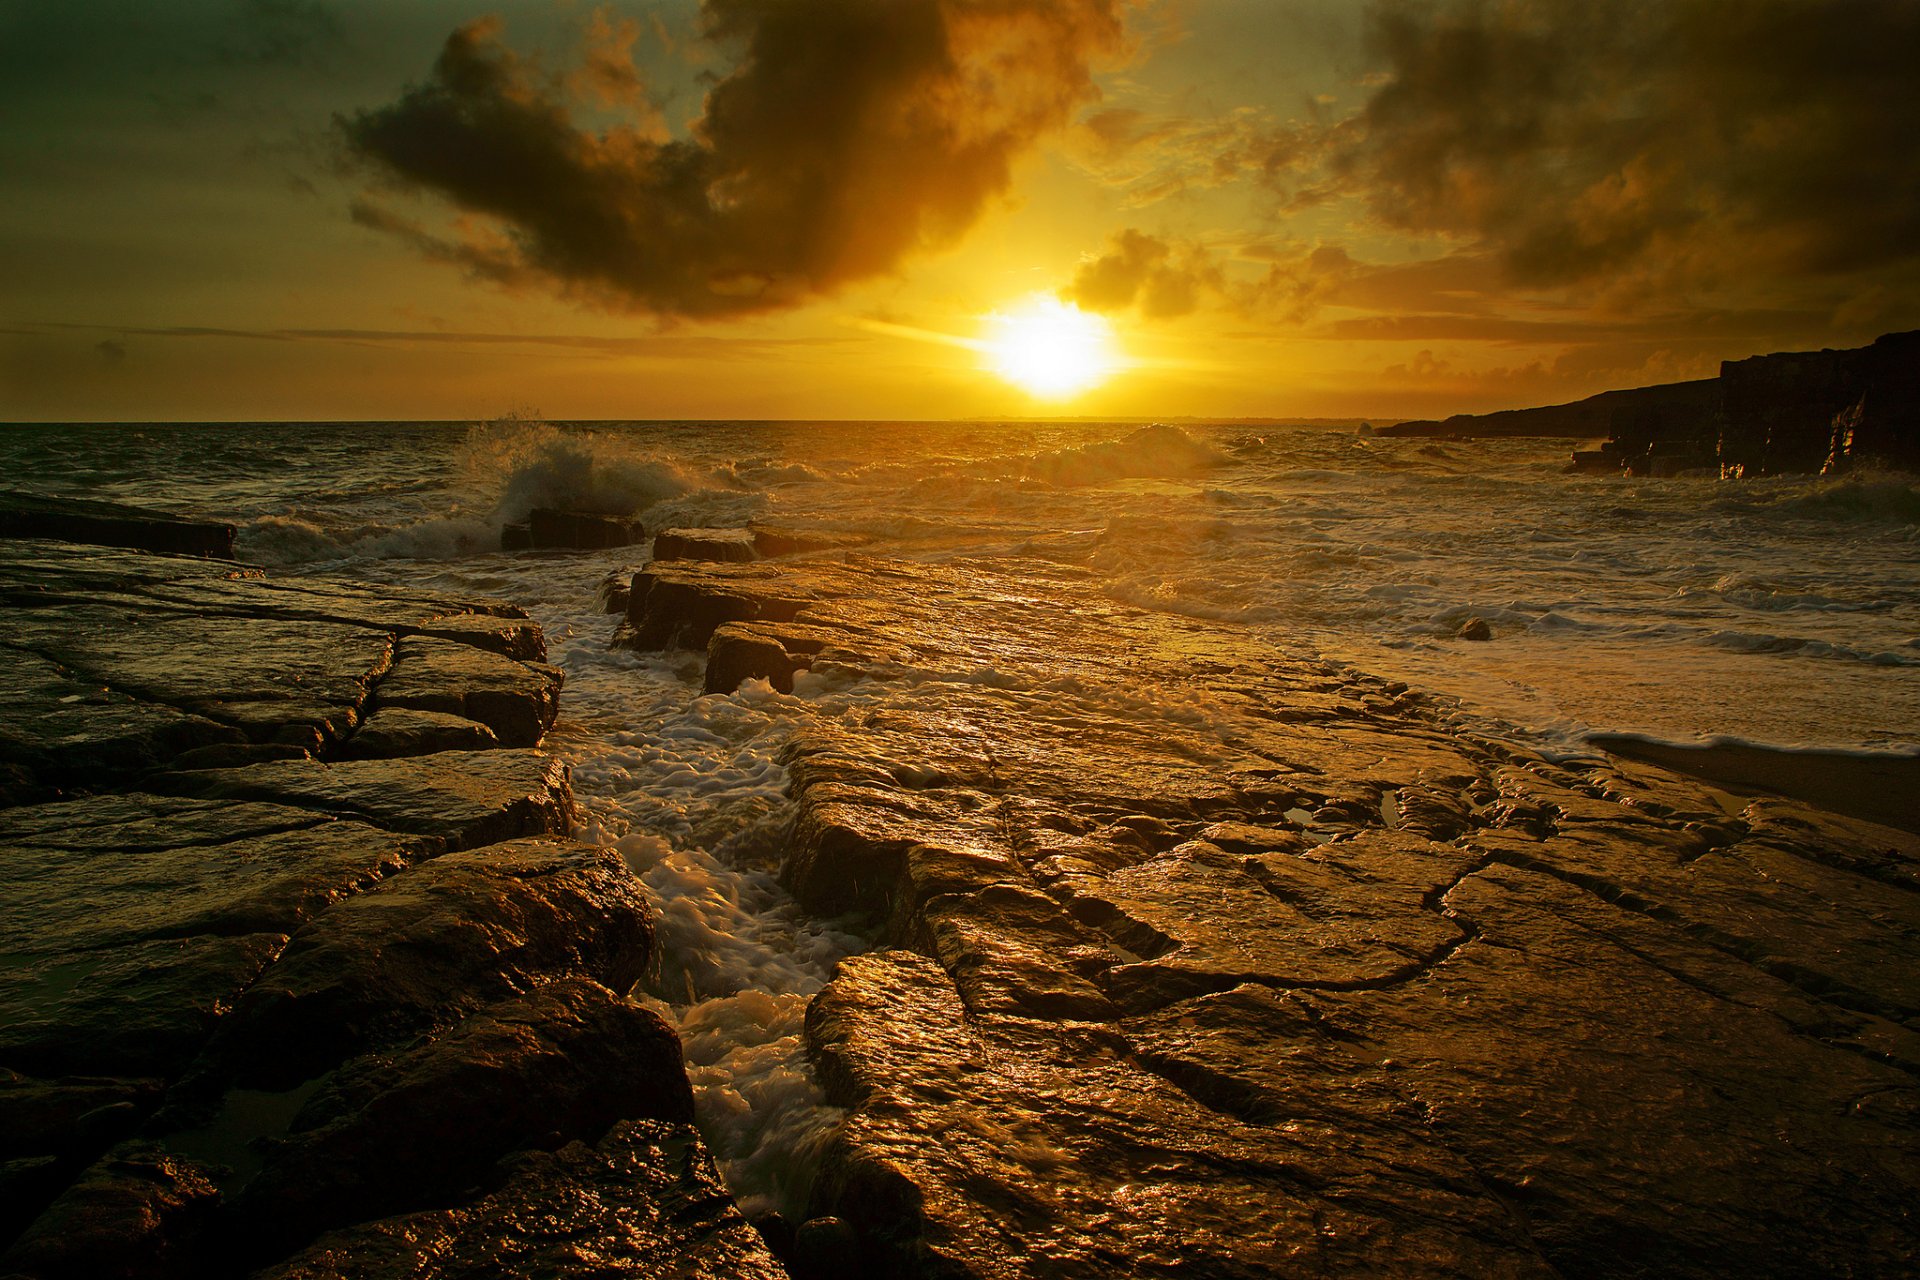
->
[342, 0, 1128, 318]
[1068, 0, 1920, 343]
[1331, 0, 1920, 290]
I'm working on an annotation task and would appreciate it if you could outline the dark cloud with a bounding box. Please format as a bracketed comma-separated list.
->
[342, 0, 1128, 318]
[1064, 228, 1221, 318]
[1327, 0, 1920, 288]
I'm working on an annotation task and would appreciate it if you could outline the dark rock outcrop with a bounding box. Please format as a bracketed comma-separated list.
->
[0, 491, 236, 559]
[257, 1120, 786, 1280]
[1380, 379, 1718, 443]
[224, 979, 692, 1258]
[1385, 330, 1917, 478]
[499, 508, 643, 551]
[1719, 329, 1920, 477]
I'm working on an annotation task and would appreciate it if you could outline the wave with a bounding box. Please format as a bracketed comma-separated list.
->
[1025, 423, 1226, 487]
[457, 415, 699, 523]
[1714, 471, 1920, 525]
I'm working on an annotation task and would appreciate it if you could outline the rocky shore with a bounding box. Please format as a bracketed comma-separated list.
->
[8, 497, 1918, 1278]
[0, 524, 782, 1278]
[622, 550, 1920, 1277]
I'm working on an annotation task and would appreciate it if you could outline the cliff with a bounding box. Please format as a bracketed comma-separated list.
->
[1718, 329, 1920, 477]
[1379, 330, 1920, 478]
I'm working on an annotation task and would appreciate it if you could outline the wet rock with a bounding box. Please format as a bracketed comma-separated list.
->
[142, 750, 574, 848]
[205, 839, 652, 1088]
[1, 932, 290, 1082]
[500, 508, 643, 551]
[367, 636, 561, 747]
[0, 1142, 222, 1280]
[807, 950, 1545, 1278]
[257, 1119, 787, 1280]
[0, 1073, 162, 1245]
[0, 648, 245, 797]
[340, 708, 498, 758]
[621, 562, 816, 652]
[0, 491, 235, 559]
[620, 554, 1920, 1274]
[790, 1216, 862, 1280]
[0, 809, 433, 1079]
[1457, 616, 1493, 641]
[0, 545, 553, 794]
[595, 565, 640, 614]
[4, 608, 394, 754]
[705, 622, 799, 694]
[653, 526, 759, 562]
[227, 979, 693, 1257]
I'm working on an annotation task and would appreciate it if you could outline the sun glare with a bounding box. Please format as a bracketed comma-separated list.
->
[983, 296, 1119, 398]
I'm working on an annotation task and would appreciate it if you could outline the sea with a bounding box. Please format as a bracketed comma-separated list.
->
[5, 416, 1917, 1215]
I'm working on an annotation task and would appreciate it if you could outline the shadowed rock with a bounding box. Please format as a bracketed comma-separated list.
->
[203, 839, 651, 1089]
[365, 636, 561, 748]
[0, 1143, 222, 1280]
[0, 544, 554, 798]
[225, 979, 692, 1259]
[256, 1120, 786, 1280]
[0, 539, 730, 1280]
[500, 508, 642, 551]
[0, 491, 236, 559]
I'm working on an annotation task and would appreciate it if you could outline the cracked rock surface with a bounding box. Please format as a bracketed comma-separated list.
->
[0, 539, 779, 1280]
[625, 550, 1920, 1278]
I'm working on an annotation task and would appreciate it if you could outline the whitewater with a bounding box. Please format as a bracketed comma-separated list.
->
[6, 415, 1917, 1214]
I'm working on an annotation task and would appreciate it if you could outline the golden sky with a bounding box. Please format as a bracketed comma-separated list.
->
[5, 0, 1918, 422]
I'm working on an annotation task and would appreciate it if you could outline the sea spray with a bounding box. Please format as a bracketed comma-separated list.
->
[455, 414, 701, 524]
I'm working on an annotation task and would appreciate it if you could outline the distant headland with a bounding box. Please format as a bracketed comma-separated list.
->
[1379, 330, 1920, 478]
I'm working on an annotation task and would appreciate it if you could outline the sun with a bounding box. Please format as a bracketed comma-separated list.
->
[982, 296, 1120, 398]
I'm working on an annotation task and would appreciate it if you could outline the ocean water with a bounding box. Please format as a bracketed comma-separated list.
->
[6, 416, 1917, 1212]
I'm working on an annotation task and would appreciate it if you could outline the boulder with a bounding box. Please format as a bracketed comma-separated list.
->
[500, 508, 642, 551]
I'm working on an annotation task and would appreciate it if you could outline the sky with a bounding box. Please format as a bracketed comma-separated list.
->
[4, 0, 1918, 422]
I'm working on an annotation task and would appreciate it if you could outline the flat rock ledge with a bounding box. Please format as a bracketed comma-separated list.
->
[622, 553, 1920, 1278]
[0, 537, 779, 1280]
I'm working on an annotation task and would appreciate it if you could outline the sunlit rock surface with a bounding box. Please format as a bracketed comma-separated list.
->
[626, 552, 1920, 1277]
[0, 539, 779, 1280]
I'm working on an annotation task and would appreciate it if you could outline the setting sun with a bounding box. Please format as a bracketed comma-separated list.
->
[983, 296, 1120, 398]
